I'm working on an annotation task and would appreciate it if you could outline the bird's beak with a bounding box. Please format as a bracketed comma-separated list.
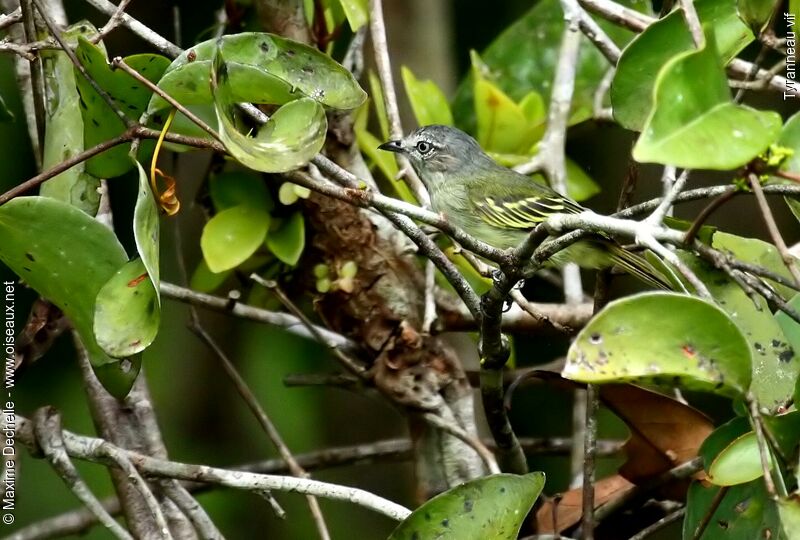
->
[378, 140, 404, 153]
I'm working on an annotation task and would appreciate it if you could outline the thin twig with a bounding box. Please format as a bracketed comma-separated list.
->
[96, 442, 173, 539]
[19, 0, 45, 158]
[187, 319, 332, 539]
[83, 0, 182, 57]
[368, 0, 429, 205]
[159, 481, 224, 540]
[748, 396, 777, 498]
[580, 384, 599, 540]
[691, 486, 728, 540]
[12, 414, 413, 521]
[110, 56, 222, 142]
[749, 174, 800, 287]
[627, 508, 686, 540]
[32, 407, 133, 540]
[421, 412, 501, 475]
[92, 0, 132, 42]
[0, 7, 21, 30]
[678, 0, 704, 47]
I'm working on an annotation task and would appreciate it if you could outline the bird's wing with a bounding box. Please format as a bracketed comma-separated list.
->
[467, 175, 584, 230]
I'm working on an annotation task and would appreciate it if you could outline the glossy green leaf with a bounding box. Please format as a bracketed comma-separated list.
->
[737, 0, 777, 33]
[388, 472, 545, 540]
[266, 212, 305, 266]
[190, 259, 232, 293]
[338, 0, 368, 30]
[74, 38, 169, 178]
[474, 76, 539, 154]
[0, 197, 138, 396]
[148, 33, 366, 113]
[452, 0, 652, 131]
[612, 0, 754, 131]
[212, 46, 327, 172]
[633, 32, 781, 170]
[94, 258, 160, 357]
[133, 162, 160, 304]
[201, 205, 270, 272]
[401, 66, 453, 127]
[564, 292, 752, 397]
[779, 497, 800, 540]
[678, 249, 798, 411]
[40, 23, 100, 214]
[703, 411, 800, 486]
[683, 480, 781, 540]
[209, 171, 272, 212]
[713, 231, 797, 299]
[775, 111, 800, 222]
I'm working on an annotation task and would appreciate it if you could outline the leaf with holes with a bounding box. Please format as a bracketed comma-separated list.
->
[633, 32, 780, 169]
[148, 32, 366, 113]
[677, 250, 797, 412]
[564, 292, 752, 397]
[683, 479, 781, 539]
[388, 472, 545, 540]
[74, 38, 169, 178]
[0, 197, 139, 396]
[212, 46, 327, 173]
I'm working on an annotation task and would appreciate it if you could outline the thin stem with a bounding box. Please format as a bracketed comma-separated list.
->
[368, 0, 429, 205]
[19, 0, 45, 159]
[627, 508, 686, 540]
[110, 56, 222, 142]
[13, 414, 413, 521]
[580, 383, 599, 540]
[748, 396, 777, 498]
[749, 174, 800, 287]
[691, 486, 728, 540]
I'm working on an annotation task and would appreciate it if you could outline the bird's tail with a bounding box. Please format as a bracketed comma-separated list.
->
[602, 241, 673, 290]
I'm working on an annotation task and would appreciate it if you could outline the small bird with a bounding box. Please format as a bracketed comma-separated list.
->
[378, 124, 668, 288]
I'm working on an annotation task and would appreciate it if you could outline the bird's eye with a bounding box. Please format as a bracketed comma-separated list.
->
[415, 141, 433, 155]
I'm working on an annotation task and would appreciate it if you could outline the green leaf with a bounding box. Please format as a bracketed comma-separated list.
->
[683, 479, 781, 540]
[401, 66, 454, 127]
[74, 38, 169, 178]
[201, 204, 270, 272]
[133, 162, 160, 304]
[779, 497, 800, 540]
[94, 258, 160, 357]
[633, 31, 781, 170]
[713, 231, 798, 299]
[189, 259, 232, 293]
[266, 212, 305, 266]
[612, 0, 754, 131]
[40, 23, 100, 214]
[338, 0, 368, 30]
[209, 171, 272, 212]
[775, 111, 800, 222]
[473, 75, 539, 154]
[776, 295, 800, 372]
[677, 247, 798, 411]
[452, 0, 652, 131]
[0, 197, 138, 396]
[212, 46, 327, 173]
[388, 472, 545, 540]
[737, 0, 777, 33]
[148, 33, 366, 113]
[564, 292, 752, 397]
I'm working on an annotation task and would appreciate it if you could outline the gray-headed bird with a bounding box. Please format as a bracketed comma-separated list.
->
[379, 124, 669, 289]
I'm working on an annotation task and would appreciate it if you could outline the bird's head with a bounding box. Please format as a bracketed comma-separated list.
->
[378, 125, 487, 189]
